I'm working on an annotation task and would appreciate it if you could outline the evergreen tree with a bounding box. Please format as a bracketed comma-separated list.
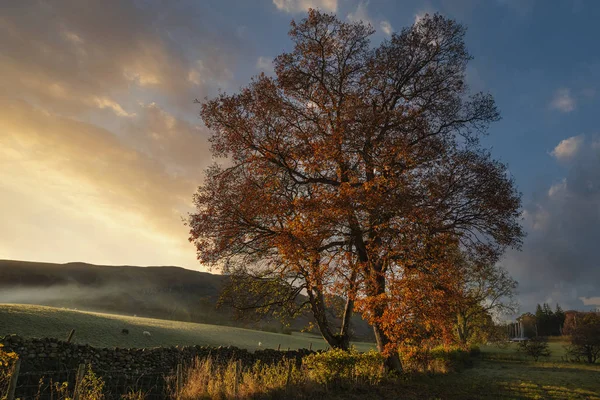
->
[555, 304, 566, 336]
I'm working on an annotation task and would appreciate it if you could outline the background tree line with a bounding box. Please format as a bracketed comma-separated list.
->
[532, 303, 566, 336]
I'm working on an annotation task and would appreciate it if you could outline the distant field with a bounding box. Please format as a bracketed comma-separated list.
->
[481, 338, 569, 362]
[0, 304, 375, 351]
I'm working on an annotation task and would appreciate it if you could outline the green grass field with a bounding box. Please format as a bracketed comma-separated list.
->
[0, 303, 375, 352]
[352, 360, 600, 400]
[481, 338, 570, 362]
[2, 304, 599, 399]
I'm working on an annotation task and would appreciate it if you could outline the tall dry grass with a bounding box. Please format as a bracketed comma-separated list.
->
[177, 357, 311, 400]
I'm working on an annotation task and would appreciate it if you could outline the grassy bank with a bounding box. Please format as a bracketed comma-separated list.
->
[0, 304, 375, 351]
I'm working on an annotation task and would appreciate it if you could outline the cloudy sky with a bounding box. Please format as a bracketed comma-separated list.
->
[1, 0, 599, 312]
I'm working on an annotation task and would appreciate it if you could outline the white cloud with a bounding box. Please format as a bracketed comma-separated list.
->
[502, 135, 600, 311]
[548, 178, 567, 198]
[380, 20, 393, 36]
[550, 88, 576, 113]
[581, 296, 600, 306]
[273, 0, 337, 13]
[551, 135, 583, 161]
[347, 1, 372, 25]
[414, 11, 429, 25]
[256, 56, 274, 73]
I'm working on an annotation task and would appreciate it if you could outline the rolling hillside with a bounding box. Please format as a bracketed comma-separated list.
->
[0, 304, 375, 351]
[0, 259, 230, 324]
[0, 259, 374, 339]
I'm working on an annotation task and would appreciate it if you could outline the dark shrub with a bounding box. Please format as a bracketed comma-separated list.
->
[517, 337, 551, 361]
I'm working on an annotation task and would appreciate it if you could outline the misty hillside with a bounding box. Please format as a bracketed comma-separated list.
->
[0, 259, 229, 324]
[0, 260, 374, 339]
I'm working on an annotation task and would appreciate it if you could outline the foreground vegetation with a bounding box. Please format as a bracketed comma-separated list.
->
[0, 304, 374, 351]
[2, 343, 599, 399]
[171, 350, 600, 399]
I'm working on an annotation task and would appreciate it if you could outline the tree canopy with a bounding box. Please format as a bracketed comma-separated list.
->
[189, 10, 523, 371]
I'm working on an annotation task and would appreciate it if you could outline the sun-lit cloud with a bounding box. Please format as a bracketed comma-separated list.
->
[124, 103, 213, 173]
[0, 1, 241, 115]
[0, 1, 247, 270]
[92, 97, 136, 117]
[551, 135, 583, 161]
[0, 96, 216, 268]
[550, 88, 576, 112]
[273, 0, 337, 13]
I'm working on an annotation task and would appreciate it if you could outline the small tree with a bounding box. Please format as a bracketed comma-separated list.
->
[517, 337, 551, 361]
[453, 255, 517, 347]
[566, 313, 600, 364]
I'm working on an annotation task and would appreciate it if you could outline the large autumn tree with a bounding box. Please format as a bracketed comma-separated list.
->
[189, 10, 523, 371]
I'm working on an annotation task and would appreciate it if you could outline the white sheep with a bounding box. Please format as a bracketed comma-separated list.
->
[143, 331, 151, 337]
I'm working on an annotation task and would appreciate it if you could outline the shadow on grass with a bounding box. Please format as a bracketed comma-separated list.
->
[253, 360, 600, 400]
[395, 360, 600, 400]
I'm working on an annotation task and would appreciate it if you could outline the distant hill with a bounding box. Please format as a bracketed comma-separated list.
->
[0, 259, 374, 339]
[0, 259, 230, 324]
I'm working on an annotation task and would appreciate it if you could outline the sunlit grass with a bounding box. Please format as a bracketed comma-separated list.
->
[0, 303, 375, 351]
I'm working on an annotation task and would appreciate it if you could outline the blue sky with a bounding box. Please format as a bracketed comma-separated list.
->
[1, 0, 599, 312]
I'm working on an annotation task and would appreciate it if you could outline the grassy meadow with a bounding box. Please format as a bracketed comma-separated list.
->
[480, 338, 570, 362]
[363, 360, 600, 400]
[0, 303, 375, 352]
[1, 303, 599, 399]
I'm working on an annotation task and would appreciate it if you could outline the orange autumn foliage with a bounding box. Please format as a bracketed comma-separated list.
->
[189, 10, 523, 371]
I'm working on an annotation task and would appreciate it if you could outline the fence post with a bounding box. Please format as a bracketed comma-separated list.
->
[7, 358, 20, 400]
[66, 329, 76, 343]
[176, 363, 183, 399]
[277, 344, 281, 351]
[309, 343, 312, 351]
[73, 363, 86, 400]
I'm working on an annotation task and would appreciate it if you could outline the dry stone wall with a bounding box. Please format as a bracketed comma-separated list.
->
[0, 334, 315, 374]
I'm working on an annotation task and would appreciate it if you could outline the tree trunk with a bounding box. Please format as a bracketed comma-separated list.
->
[339, 266, 358, 349]
[456, 313, 469, 347]
[368, 263, 403, 373]
[307, 285, 351, 350]
[373, 323, 403, 372]
[350, 226, 404, 373]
